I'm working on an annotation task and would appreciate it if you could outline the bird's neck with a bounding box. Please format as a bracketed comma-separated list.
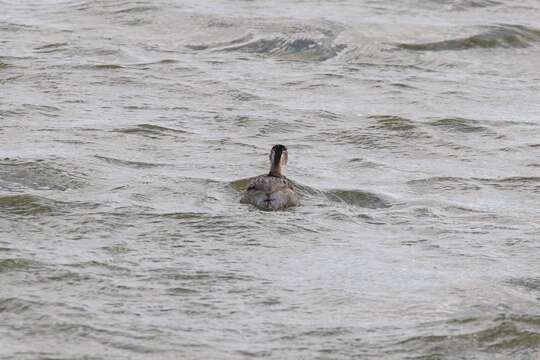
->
[268, 164, 282, 177]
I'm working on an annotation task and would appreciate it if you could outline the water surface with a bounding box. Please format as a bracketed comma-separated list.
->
[1, 0, 540, 358]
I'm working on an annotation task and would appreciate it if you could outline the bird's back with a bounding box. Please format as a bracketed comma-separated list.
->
[240, 175, 297, 210]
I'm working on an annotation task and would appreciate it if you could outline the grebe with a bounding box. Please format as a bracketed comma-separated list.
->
[240, 144, 298, 211]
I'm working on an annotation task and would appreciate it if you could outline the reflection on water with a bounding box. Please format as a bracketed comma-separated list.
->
[1, 0, 540, 358]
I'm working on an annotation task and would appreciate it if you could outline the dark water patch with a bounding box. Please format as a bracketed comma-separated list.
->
[114, 124, 189, 138]
[0, 159, 86, 191]
[320, 130, 394, 149]
[228, 89, 260, 102]
[399, 25, 540, 51]
[425, 0, 502, 11]
[407, 176, 482, 192]
[0, 258, 44, 273]
[0, 194, 60, 215]
[0, 297, 38, 314]
[133, 59, 180, 68]
[45, 270, 92, 284]
[368, 115, 417, 132]
[83, 60, 178, 71]
[347, 157, 382, 169]
[325, 117, 430, 149]
[154, 211, 209, 220]
[65, 260, 131, 274]
[86, 64, 125, 70]
[146, 211, 255, 240]
[0, 62, 9, 70]
[163, 270, 254, 285]
[34, 321, 155, 344]
[399, 315, 540, 357]
[476, 176, 540, 193]
[326, 189, 391, 209]
[112, 5, 159, 14]
[189, 24, 346, 61]
[168, 287, 199, 295]
[95, 155, 166, 169]
[100, 244, 131, 255]
[221, 34, 346, 61]
[0, 22, 39, 32]
[427, 117, 491, 133]
[34, 42, 69, 53]
[229, 178, 253, 192]
[19, 104, 61, 118]
[317, 110, 342, 121]
[186, 34, 255, 51]
[508, 278, 540, 293]
[390, 82, 418, 89]
[280, 327, 353, 341]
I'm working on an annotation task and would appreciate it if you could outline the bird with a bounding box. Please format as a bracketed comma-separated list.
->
[240, 144, 298, 211]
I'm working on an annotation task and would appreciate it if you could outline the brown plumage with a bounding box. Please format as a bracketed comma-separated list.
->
[240, 145, 298, 210]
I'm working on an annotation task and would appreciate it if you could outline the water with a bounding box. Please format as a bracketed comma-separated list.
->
[1, 0, 540, 358]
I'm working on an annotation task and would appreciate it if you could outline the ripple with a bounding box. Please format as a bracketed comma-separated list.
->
[368, 115, 417, 132]
[0, 258, 44, 273]
[0, 297, 36, 314]
[399, 315, 540, 356]
[325, 189, 391, 209]
[0, 194, 59, 215]
[427, 117, 491, 133]
[87, 64, 124, 70]
[476, 176, 540, 193]
[112, 5, 159, 14]
[222, 34, 346, 61]
[0, 159, 87, 191]
[508, 278, 540, 292]
[94, 155, 167, 169]
[399, 25, 540, 51]
[407, 176, 482, 192]
[325, 117, 430, 149]
[0, 22, 39, 32]
[425, 0, 502, 11]
[34, 42, 69, 53]
[114, 124, 189, 138]
[188, 23, 346, 61]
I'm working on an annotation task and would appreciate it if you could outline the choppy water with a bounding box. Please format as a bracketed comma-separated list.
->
[1, 0, 540, 358]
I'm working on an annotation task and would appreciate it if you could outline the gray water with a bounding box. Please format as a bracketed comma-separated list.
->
[1, 0, 540, 359]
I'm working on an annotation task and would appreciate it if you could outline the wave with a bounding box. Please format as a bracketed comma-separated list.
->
[399, 25, 540, 51]
[427, 117, 491, 133]
[94, 155, 167, 169]
[325, 189, 391, 209]
[407, 176, 482, 192]
[368, 115, 417, 132]
[399, 314, 540, 357]
[0, 158, 87, 191]
[0, 258, 44, 273]
[220, 34, 346, 61]
[187, 22, 346, 62]
[113, 124, 189, 138]
[424, 0, 502, 11]
[0, 194, 62, 216]
[476, 176, 540, 193]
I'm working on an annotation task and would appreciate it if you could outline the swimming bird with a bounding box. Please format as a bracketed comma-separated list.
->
[240, 144, 298, 211]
